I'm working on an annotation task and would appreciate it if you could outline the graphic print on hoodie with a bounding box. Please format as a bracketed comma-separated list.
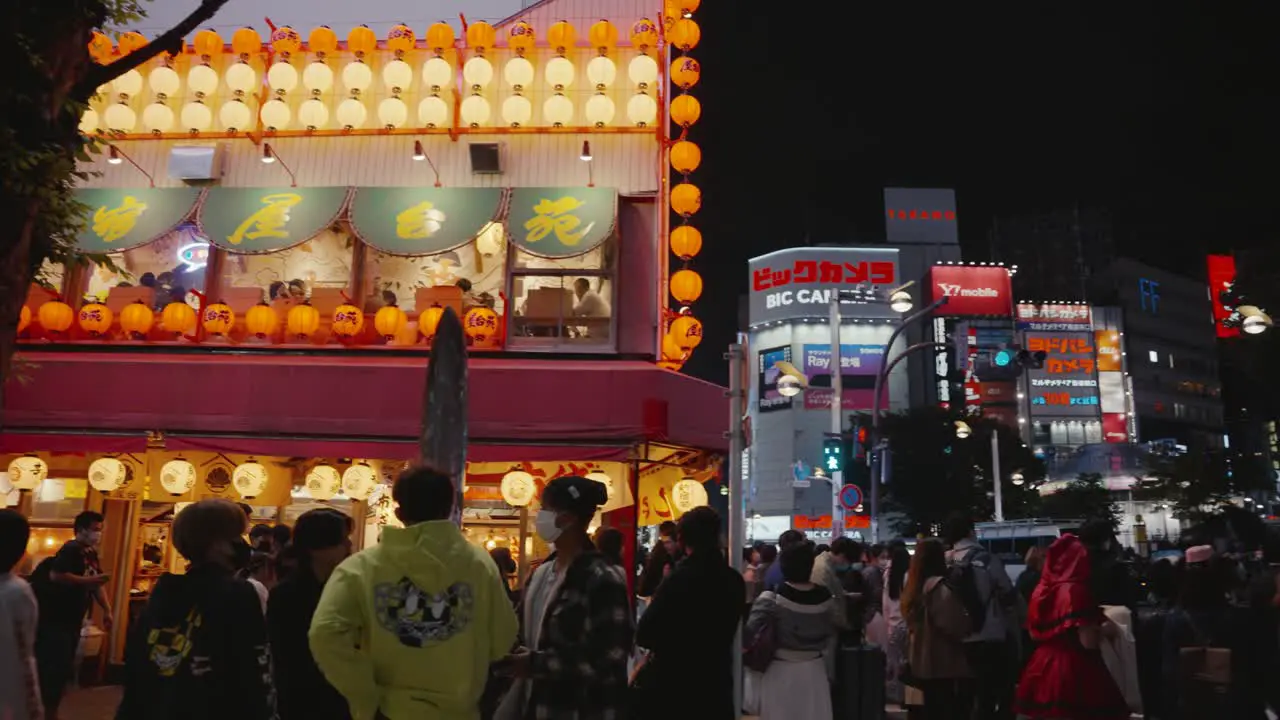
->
[375, 579, 473, 647]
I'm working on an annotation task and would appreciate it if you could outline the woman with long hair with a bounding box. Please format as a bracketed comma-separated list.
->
[1015, 534, 1128, 720]
[901, 538, 972, 720]
[882, 542, 912, 706]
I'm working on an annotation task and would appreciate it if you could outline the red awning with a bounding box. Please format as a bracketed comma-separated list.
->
[161, 435, 633, 462]
[0, 432, 150, 454]
[3, 352, 726, 455]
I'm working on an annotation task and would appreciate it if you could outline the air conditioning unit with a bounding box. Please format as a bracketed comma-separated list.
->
[167, 144, 224, 182]
[468, 142, 503, 175]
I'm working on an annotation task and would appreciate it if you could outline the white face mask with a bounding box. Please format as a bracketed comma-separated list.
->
[535, 510, 563, 543]
[85, 531, 103, 547]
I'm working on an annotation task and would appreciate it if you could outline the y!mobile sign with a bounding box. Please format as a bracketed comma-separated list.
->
[928, 266, 1014, 317]
[801, 344, 886, 410]
[748, 247, 901, 326]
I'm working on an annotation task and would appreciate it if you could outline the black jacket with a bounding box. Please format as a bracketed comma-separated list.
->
[116, 565, 276, 720]
[267, 571, 351, 720]
[635, 551, 745, 720]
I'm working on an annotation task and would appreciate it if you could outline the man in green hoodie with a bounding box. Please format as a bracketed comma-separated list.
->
[310, 466, 518, 720]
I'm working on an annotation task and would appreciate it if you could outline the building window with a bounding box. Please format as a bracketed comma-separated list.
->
[1168, 353, 1175, 369]
[361, 224, 506, 316]
[84, 227, 209, 310]
[507, 234, 617, 349]
[1139, 278, 1161, 314]
[1174, 403, 1186, 419]
[1148, 350, 1159, 363]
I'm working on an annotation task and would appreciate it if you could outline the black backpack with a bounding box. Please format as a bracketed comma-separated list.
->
[946, 547, 989, 634]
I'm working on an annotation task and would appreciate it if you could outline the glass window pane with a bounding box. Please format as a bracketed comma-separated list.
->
[361, 227, 507, 315]
[512, 233, 616, 271]
[511, 275, 613, 345]
[85, 230, 209, 308]
[220, 229, 353, 301]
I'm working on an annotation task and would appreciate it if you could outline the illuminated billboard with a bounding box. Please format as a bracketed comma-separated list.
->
[929, 266, 1014, 317]
[1207, 255, 1240, 338]
[747, 247, 901, 326]
[1024, 332, 1101, 418]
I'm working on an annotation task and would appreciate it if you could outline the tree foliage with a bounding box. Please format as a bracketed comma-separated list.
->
[1136, 443, 1271, 521]
[880, 406, 1044, 536]
[1038, 472, 1121, 532]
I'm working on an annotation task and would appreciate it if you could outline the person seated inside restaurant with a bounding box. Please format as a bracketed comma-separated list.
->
[572, 278, 610, 318]
[455, 277, 495, 310]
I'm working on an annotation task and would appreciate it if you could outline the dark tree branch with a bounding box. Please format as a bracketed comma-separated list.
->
[74, 0, 231, 100]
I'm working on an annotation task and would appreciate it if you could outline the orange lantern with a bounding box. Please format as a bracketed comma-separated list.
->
[507, 21, 535, 56]
[332, 304, 365, 339]
[393, 321, 418, 347]
[117, 31, 148, 56]
[161, 301, 196, 337]
[77, 302, 113, 336]
[18, 305, 31, 334]
[679, 0, 702, 13]
[270, 26, 302, 55]
[193, 29, 223, 60]
[119, 300, 155, 339]
[588, 21, 618, 54]
[245, 302, 278, 339]
[419, 305, 444, 340]
[547, 21, 576, 55]
[661, 332, 686, 363]
[374, 304, 407, 341]
[630, 19, 658, 51]
[308, 26, 338, 57]
[38, 300, 74, 335]
[88, 32, 115, 64]
[669, 19, 701, 51]
[670, 183, 702, 216]
[670, 225, 702, 259]
[286, 301, 320, 339]
[202, 302, 235, 336]
[670, 94, 701, 127]
[669, 314, 703, 350]
[466, 22, 496, 53]
[671, 56, 701, 89]
[426, 23, 456, 55]
[231, 27, 262, 58]
[670, 269, 703, 304]
[670, 141, 702, 174]
[463, 306, 500, 348]
[347, 25, 377, 58]
[387, 24, 416, 54]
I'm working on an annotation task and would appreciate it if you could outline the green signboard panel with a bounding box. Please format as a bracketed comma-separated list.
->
[349, 187, 504, 256]
[199, 187, 350, 254]
[74, 188, 204, 253]
[506, 187, 616, 258]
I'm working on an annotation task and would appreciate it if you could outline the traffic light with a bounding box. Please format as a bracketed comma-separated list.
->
[972, 345, 1047, 381]
[822, 435, 843, 474]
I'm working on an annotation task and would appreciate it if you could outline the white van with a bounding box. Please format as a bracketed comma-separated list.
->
[975, 518, 1084, 583]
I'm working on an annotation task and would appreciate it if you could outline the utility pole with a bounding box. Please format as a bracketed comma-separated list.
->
[991, 429, 1004, 522]
[725, 338, 746, 719]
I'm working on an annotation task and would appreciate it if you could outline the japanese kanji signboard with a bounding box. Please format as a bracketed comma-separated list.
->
[1024, 331, 1102, 419]
[747, 247, 901, 325]
[75, 187, 204, 253]
[1016, 303, 1093, 332]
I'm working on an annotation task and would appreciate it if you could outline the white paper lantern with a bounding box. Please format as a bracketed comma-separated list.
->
[542, 94, 574, 126]
[103, 103, 137, 132]
[79, 108, 100, 134]
[586, 56, 617, 90]
[584, 94, 616, 127]
[187, 64, 219, 97]
[180, 101, 213, 132]
[382, 59, 413, 95]
[148, 66, 181, 98]
[336, 97, 367, 129]
[671, 478, 709, 513]
[422, 57, 452, 93]
[500, 470, 535, 507]
[259, 98, 291, 130]
[462, 56, 494, 90]
[303, 62, 334, 95]
[160, 459, 197, 496]
[233, 462, 269, 499]
[626, 92, 657, 126]
[460, 94, 491, 126]
[501, 95, 532, 127]
[142, 103, 175, 133]
[111, 69, 144, 98]
[298, 98, 329, 129]
[378, 97, 409, 128]
[544, 57, 575, 91]
[219, 99, 252, 131]
[503, 57, 534, 91]
[628, 54, 659, 89]
[585, 470, 616, 501]
[342, 464, 377, 501]
[88, 458, 127, 493]
[225, 62, 258, 96]
[6, 457, 47, 491]
[267, 62, 299, 95]
[341, 61, 373, 94]
[306, 465, 342, 501]
[417, 96, 449, 127]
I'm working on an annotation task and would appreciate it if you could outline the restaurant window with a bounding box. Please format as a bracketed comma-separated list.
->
[508, 234, 617, 348]
[1148, 350, 1159, 364]
[83, 227, 208, 309]
[361, 223, 506, 316]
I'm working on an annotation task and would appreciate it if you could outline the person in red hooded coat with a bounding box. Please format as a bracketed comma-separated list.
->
[1014, 534, 1129, 719]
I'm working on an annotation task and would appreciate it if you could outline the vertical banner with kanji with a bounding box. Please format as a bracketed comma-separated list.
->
[1024, 332, 1102, 418]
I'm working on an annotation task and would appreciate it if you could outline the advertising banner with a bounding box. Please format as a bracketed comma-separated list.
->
[1016, 303, 1093, 332]
[1095, 329, 1122, 372]
[884, 188, 958, 246]
[929, 266, 1014, 317]
[800, 344, 886, 410]
[1025, 332, 1101, 418]
[1102, 413, 1129, 444]
[757, 346, 794, 413]
[1207, 254, 1240, 338]
[748, 247, 901, 326]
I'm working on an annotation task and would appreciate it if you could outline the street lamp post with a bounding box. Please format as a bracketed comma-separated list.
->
[828, 296, 845, 538]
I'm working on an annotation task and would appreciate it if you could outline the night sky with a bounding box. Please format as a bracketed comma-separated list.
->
[683, 2, 1280, 385]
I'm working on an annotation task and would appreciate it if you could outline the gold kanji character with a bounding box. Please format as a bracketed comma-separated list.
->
[227, 193, 303, 245]
[523, 196, 595, 246]
[395, 201, 447, 239]
[91, 195, 149, 243]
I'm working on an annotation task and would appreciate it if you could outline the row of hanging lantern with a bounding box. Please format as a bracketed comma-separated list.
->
[71, 455, 383, 501]
[81, 18, 694, 134]
[662, 0, 705, 372]
[20, 296, 504, 349]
